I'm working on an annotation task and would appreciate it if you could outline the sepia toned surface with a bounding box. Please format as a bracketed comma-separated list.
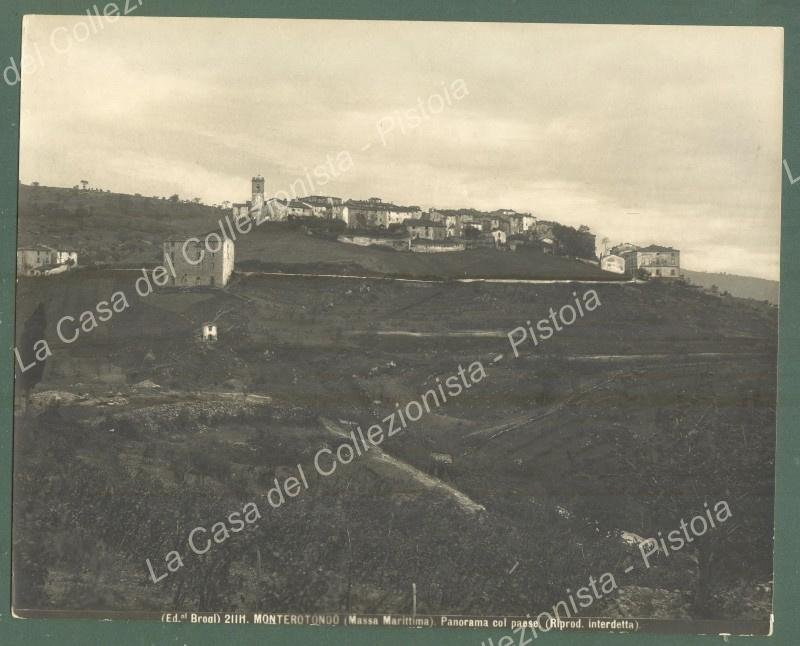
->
[11, 15, 781, 636]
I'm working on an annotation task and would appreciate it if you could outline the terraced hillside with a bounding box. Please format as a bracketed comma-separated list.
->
[13, 268, 776, 620]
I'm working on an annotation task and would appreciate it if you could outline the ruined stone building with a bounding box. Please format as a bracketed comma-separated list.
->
[163, 232, 235, 287]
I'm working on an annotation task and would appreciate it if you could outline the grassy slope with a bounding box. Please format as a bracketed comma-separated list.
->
[235, 222, 617, 279]
[15, 272, 777, 369]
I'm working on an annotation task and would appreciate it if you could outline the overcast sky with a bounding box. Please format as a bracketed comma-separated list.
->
[18, 17, 783, 279]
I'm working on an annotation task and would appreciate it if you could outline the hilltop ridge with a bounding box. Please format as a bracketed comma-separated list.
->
[682, 269, 779, 304]
[17, 184, 615, 281]
[18, 183, 227, 264]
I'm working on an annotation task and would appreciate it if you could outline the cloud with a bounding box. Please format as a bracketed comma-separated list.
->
[18, 17, 783, 279]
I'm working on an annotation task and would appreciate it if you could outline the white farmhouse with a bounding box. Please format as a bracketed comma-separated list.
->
[600, 254, 626, 274]
[201, 323, 218, 342]
[17, 245, 78, 277]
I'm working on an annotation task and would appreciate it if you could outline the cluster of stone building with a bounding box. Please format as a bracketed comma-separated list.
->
[228, 176, 684, 275]
[231, 176, 591, 254]
[15, 176, 681, 289]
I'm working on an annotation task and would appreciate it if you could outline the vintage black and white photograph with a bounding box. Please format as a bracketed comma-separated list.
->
[12, 16, 781, 636]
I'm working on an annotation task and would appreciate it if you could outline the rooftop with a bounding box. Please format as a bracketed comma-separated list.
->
[165, 230, 235, 243]
[346, 199, 420, 212]
[405, 218, 446, 227]
[19, 244, 56, 252]
[639, 245, 678, 252]
[301, 195, 343, 206]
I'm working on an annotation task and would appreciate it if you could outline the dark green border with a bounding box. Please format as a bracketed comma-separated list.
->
[1, 1, 796, 644]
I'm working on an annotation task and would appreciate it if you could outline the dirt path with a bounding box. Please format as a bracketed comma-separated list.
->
[319, 417, 485, 516]
[239, 270, 634, 285]
[464, 373, 623, 446]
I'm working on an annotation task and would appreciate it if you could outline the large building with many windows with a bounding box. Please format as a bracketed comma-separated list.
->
[612, 244, 681, 278]
[345, 198, 421, 229]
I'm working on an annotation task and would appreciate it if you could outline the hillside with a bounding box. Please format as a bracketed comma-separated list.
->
[17, 183, 228, 265]
[683, 269, 779, 305]
[235, 223, 618, 280]
[13, 268, 776, 619]
[16, 184, 620, 280]
[13, 185, 777, 621]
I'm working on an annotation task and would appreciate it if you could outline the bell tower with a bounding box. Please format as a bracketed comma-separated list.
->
[251, 175, 265, 210]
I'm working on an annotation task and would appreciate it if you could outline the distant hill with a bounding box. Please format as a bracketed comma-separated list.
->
[682, 269, 779, 305]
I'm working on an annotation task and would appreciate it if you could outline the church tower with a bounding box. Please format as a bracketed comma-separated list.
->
[251, 175, 265, 211]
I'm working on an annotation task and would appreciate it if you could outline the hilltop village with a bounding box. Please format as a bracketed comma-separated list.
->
[230, 175, 680, 280]
[16, 176, 681, 287]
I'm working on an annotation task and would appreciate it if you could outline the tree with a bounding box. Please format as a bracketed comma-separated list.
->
[17, 303, 47, 410]
[553, 223, 596, 259]
[169, 194, 180, 203]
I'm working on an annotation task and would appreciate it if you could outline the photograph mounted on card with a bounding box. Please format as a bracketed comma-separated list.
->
[11, 16, 781, 636]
